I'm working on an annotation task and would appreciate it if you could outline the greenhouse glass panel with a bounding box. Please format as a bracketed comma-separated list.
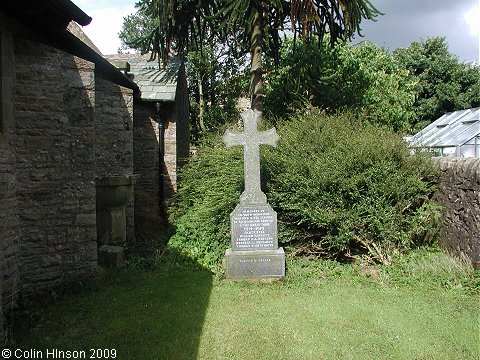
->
[408, 108, 480, 158]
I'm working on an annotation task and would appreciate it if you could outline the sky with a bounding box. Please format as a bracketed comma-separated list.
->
[73, 0, 480, 62]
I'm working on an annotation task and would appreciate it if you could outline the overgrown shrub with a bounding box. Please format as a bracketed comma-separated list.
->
[168, 142, 244, 272]
[169, 109, 439, 271]
[265, 109, 439, 264]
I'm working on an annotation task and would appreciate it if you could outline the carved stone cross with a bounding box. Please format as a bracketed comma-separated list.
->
[223, 109, 279, 205]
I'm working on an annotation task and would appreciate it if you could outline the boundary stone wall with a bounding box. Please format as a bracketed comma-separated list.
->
[432, 157, 480, 266]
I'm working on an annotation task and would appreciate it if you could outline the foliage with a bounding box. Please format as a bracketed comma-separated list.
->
[119, 0, 218, 65]
[266, 109, 439, 264]
[168, 141, 244, 271]
[121, 0, 381, 110]
[123, 0, 382, 65]
[186, 48, 249, 142]
[265, 40, 416, 132]
[118, 8, 155, 53]
[169, 109, 439, 270]
[119, 6, 249, 141]
[393, 37, 480, 132]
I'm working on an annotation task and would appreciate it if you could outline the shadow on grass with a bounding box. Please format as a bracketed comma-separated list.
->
[13, 249, 213, 360]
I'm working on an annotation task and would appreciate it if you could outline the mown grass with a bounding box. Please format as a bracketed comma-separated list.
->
[13, 248, 479, 360]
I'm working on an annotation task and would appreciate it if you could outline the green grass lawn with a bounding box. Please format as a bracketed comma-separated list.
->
[13, 249, 479, 360]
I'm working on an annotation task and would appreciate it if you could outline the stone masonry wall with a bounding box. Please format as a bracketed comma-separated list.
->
[173, 62, 190, 172]
[162, 102, 178, 201]
[0, 24, 20, 343]
[433, 157, 480, 266]
[0, 282, 2, 346]
[13, 37, 97, 295]
[132, 65, 189, 239]
[163, 63, 189, 202]
[95, 77, 134, 244]
[133, 102, 163, 239]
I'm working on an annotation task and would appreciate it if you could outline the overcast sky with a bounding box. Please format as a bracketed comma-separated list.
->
[74, 0, 479, 62]
[355, 0, 479, 62]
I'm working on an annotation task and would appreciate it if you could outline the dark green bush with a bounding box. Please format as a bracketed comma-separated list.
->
[168, 143, 244, 272]
[265, 109, 439, 264]
[169, 109, 439, 271]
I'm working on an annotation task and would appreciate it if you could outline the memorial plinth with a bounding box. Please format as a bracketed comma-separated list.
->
[223, 109, 285, 279]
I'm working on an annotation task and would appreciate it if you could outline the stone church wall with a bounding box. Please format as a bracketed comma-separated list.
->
[94, 77, 135, 244]
[133, 101, 167, 239]
[433, 157, 480, 266]
[160, 62, 189, 202]
[0, 26, 20, 337]
[0, 10, 139, 342]
[163, 102, 179, 201]
[133, 100, 183, 209]
[12, 37, 98, 295]
[172, 62, 190, 180]
[132, 62, 189, 240]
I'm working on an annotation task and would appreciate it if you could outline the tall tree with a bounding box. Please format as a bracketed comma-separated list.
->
[393, 37, 480, 132]
[215, 0, 381, 111]
[186, 46, 249, 140]
[122, 0, 381, 112]
[265, 40, 416, 132]
[120, 1, 247, 140]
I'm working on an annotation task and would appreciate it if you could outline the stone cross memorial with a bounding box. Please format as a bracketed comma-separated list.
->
[223, 109, 285, 279]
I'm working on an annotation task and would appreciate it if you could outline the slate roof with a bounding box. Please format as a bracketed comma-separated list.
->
[106, 54, 181, 102]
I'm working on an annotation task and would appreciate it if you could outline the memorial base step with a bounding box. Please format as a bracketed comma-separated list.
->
[225, 248, 285, 279]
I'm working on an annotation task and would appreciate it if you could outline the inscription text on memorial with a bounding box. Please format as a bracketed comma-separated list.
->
[231, 205, 278, 251]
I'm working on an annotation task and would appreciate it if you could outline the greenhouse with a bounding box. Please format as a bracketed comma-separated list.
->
[407, 108, 480, 158]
